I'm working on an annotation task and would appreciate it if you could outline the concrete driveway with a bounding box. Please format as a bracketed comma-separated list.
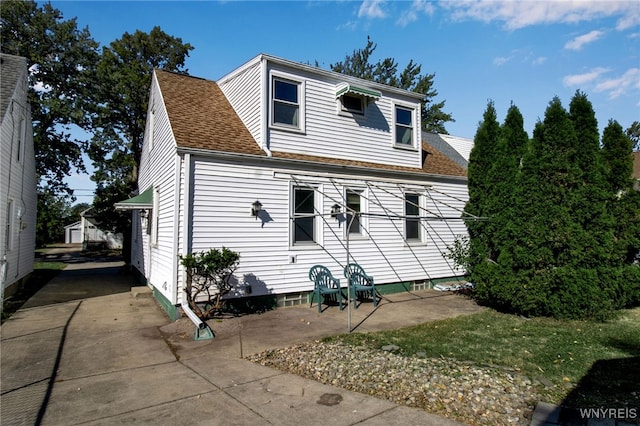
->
[1, 245, 480, 425]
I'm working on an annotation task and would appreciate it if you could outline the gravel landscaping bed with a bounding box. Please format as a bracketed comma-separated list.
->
[248, 340, 546, 425]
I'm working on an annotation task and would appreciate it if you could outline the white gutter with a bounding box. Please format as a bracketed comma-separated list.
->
[178, 153, 207, 331]
[171, 154, 181, 305]
[260, 57, 272, 157]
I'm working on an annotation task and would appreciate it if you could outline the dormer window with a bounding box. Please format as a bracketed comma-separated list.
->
[272, 77, 300, 128]
[394, 105, 415, 148]
[340, 94, 365, 114]
[335, 83, 380, 116]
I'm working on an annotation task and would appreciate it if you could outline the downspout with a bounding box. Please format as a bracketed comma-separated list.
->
[260, 56, 272, 157]
[179, 153, 213, 339]
[171, 153, 181, 308]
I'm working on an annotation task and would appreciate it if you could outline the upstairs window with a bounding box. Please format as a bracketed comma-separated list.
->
[395, 106, 414, 147]
[340, 94, 365, 115]
[272, 77, 301, 129]
[405, 193, 421, 241]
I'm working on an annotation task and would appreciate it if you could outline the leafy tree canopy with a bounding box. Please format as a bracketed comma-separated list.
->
[626, 121, 640, 151]
[1, 0, 100, 195]
[330, 36, 453, 134]
[88, 26, 193, 232]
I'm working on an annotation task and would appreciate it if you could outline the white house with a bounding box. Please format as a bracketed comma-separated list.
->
[64, 221, 82, 244]
[0, 53, 37, 305]
[63, 209, 123, 249]
[78, 208, 123, 250]
[116, 54, 471, 320]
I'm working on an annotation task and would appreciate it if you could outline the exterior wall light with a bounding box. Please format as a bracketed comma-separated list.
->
[251, 200, 262, 217]
[331, 203, 341, 219]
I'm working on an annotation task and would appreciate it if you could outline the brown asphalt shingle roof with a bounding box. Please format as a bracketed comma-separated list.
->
[156, 69, 466, 178]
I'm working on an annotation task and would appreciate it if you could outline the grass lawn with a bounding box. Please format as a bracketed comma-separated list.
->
[328, 308, 640, 409]
[1, 261, 67, 323]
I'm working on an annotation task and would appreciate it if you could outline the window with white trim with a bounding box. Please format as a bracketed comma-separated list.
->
[394, 105, 414, 147]
[345, 188, 367, 237]
[405, 192, 421, 241]
[148, 107, 155, 151]
[151, 187, 159, 245]
[16, 118, 25, 162]
[5, 200, 14, 251]
[272, 77, 302, 129]
[292, 186, 317, 245]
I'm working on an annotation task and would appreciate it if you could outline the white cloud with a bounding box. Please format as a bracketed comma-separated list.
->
[358, 0, 386, 19]
[532, 56, 547, 65]
[564, 30, 605, 50]
[563, 67, 611, 86]
[442, 1, 639, 31]
[594, 68, 640, 99]
[493, 56, 512, 66]
[397, 0, 435, 27]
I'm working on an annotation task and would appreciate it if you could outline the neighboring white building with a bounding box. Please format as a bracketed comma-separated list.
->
[116, 54, 471, 319]
[64, 221, 82, 244]
[438, 133, 474, 162]
[0, 53, 37, 304]
[79, 208, 123, 250]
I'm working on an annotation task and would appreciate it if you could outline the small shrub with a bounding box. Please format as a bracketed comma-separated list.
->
[180, 247, 240, 320]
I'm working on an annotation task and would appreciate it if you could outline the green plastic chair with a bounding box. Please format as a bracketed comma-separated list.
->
[343, 263, 378, 309]
[308, 265, 345, 313]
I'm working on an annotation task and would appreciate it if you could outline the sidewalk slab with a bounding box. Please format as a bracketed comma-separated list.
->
[42, 362, 217, 425]
[56, 326, 176, 380]
[79, 391, 268, 425]
[225, 371, 400, 426]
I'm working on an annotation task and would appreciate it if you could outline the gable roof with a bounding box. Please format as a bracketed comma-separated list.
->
[1, 53, 28, 121]
[155, 69, 466, 178]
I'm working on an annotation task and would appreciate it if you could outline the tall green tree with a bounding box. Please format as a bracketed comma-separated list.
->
[88, 27, 193, 233]
[35, 188, 74, 246]
[626, 121, 640, 151]
[568, 91, 613, 269]
[601, 120, 640, 266]
[0, 0, 99, 194]
[331, 36, 453, 133]
[490, 104, 529, 266]
[468, 95, 640, 320]
[464, 101, 500, 267]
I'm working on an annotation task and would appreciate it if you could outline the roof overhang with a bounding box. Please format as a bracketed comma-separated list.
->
[114, 186, 153, 210]
[335, 82, 381, 101]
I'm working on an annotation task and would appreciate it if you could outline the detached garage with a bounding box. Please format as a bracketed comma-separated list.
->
[64, 221, 82, 244]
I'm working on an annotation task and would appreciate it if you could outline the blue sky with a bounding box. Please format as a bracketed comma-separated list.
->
[48, 0, 639, 205]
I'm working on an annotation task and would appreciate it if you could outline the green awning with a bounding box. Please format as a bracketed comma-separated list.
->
[114, 186, 153, 210]
[335, 83, 381, 100]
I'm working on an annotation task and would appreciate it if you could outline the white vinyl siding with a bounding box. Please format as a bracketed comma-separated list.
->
[264, 63, 422, 169]
[0, 56, 36, 292]
[188, 159, 468, 296]
[217, 60, 263, 146]
[136, 73, 181, 303]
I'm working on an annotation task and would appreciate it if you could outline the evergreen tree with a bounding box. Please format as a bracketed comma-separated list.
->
[464, 101, 500, 269]
[568, 91, 613, 268]
[331, 36, 453, 133]
[491, 104, 529, 266]
[601, 120, 640, 266]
